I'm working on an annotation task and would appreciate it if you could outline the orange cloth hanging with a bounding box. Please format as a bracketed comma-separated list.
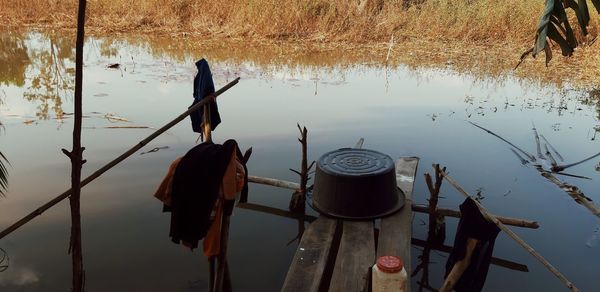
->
[203, 149, 246, 256]
[153, 157, 182, 207]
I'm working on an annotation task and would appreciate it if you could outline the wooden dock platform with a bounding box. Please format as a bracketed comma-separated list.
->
[282, 157, 419, 292]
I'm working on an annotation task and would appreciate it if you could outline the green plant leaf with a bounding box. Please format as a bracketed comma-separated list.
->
[591, 0, 600, 13]
[547, 22, 574, 56]
[533, 0, 556, 57]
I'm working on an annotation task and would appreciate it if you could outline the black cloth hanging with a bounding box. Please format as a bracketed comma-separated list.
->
[445, 198, 501, 292]
[166, 139, 246, 249]
[190, 59, 221, 133]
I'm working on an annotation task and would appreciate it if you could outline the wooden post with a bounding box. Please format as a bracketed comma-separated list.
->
[214, 201, 234, 292]
[65, 1, 87, 291]
[415, 164, 446, 291]
[289, 124, 315, 213]
[423, 164, 446, 244]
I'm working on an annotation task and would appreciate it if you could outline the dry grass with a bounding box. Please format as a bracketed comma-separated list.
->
[2, 0, 598, 44]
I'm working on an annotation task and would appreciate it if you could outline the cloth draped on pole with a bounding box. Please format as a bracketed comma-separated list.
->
[190, 59, 221, 133]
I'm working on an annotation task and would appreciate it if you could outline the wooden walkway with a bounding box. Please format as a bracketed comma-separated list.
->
[282, 157, 419, 292]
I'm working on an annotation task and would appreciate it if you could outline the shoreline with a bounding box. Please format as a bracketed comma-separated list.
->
[3, 24, 600, 90]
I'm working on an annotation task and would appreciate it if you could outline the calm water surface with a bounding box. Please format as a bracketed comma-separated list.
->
[1, 31, 599, 291]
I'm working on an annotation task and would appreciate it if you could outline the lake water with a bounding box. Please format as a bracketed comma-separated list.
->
[1, 30, 599, 291]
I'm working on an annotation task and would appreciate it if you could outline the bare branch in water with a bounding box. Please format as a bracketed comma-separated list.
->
[510, 149, 529, 165]
[532, 122, 544, 160]
[544, 144, 558, 168]
[540, 135, 564, 161]
[554, 172, 592, 180]
[552, 152, 600, 172]
[468, 121, 536, 162]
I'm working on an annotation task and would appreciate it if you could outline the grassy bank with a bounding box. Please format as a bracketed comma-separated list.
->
[2, 0, 597, 44]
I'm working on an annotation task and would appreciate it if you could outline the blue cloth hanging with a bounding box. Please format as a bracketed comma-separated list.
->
[190, 59, 221, 133]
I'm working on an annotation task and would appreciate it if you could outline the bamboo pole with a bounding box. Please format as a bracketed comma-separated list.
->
[441, 238, 478, 292]
[411, 238, 529, 272]
[246, 175, 539, 228]
[248, 175, 301, 190]
[440, 169, 579, 292]
[0, 78, 240, 240]
[411, 204, 539, 229]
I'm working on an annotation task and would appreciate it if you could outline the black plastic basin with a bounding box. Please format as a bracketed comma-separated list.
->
[311, 148, 405, 220]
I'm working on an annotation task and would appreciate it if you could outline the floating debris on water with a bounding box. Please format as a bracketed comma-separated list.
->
[140, 146, 169, 155]
[104, 114, 129, 123]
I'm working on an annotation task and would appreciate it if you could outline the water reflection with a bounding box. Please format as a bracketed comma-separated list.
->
[1, 29, 600, 291]
[2, 30, 600, 124]
[0, 32, 31, 88]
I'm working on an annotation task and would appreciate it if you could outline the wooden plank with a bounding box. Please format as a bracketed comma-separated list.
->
[282, 217, 338, 292]
[377, 157, 419, 292]
[329, 221, 375, 292]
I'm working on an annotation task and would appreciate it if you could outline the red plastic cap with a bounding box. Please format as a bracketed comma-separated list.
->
[376, 256, 403, 273]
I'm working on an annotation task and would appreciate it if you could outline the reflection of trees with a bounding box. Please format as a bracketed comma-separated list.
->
[23, 34, 75, 120]
[0, 32, 31, 87]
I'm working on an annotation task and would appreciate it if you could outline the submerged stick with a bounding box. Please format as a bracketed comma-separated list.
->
[355, 137, 364, 149]
[510, 148, 529, 165]
[540, 135, 564, 161]
[468, 121, 536, 162]
[544, 144, 558, 167]
[536, 165, 600, 218]
[0, 78, 240, 240]
[441, 170, 580, 292]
